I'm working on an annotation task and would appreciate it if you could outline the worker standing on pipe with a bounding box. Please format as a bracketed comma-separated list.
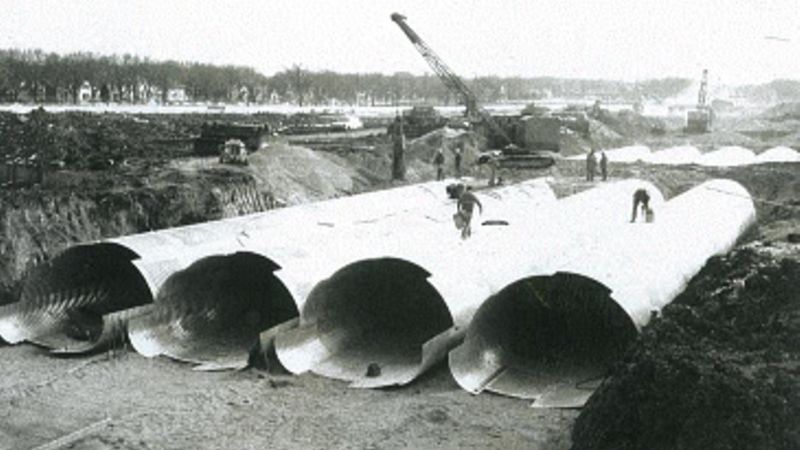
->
[631, 188, 651, 222]
[586, 149, 596, 181]
[456, 186, 483, 239]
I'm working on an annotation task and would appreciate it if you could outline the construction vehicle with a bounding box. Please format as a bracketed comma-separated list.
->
[282, 112, 362, 135]
[386, 105, 448, 139]
[686, 69, 713, 133]
[194, 122, 270, 156]
[219, 139, 249, 165]
[391, 13, 556, 169]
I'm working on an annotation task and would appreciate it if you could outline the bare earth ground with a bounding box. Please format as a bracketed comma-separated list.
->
[0, 348, 575, 450]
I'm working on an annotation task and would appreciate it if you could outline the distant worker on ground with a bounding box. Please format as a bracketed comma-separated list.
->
[600, 151, 608, 181]
[631, 188, 653, 223]
[433, 148, 445, 180]
[391, 115, 406, 180]
[586, 148, 596, 181]
[454, 146, 463, 178]
[456, 186, 483, 239]
[488, 154, 500, 186]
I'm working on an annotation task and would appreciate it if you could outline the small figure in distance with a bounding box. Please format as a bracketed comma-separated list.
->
[586, 148, 597, 182]
[631, 188, 652, 223]
[600, 150, 608, 181]
[453, 146, 463, 178]
[433, 147, 445, 180]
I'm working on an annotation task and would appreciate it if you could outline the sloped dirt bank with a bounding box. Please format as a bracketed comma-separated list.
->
[572, 242, 800, 450]
[0, 169, 277, 306]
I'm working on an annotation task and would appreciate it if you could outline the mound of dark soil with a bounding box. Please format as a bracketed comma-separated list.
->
[573, 244, 800, 450]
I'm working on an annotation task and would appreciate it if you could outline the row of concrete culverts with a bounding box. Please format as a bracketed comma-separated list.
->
[0, 177, 755, 407]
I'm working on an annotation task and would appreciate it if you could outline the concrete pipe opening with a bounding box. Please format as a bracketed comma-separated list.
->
[288, 258, 454, 384]
[0, 243, 152, 348]
[450, 272, 637, 405]
[128, 251, 297, 370]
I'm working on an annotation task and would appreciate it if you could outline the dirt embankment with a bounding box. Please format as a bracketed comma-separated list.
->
[0, 169, 277, 305]
[572, 243, 800, 450]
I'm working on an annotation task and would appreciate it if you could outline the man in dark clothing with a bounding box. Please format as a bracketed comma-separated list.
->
[631, 188, 651, 222]
[454, 147, 463, 178]
[433, 148, 445, 180]
[456, 187, 483, 239]
[600, 151, 608, 181]
[586, 149, 596, 181]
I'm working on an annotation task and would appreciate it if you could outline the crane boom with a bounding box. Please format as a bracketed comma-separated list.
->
[390, 13, 513, 147]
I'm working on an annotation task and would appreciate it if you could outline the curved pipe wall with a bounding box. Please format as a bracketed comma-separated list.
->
[133, 179, 556, 370]
[274, 180, 659, 388]
[0, 181, 455, 350]
[449, 179, 756, 407]
[128, 252, 298, 370]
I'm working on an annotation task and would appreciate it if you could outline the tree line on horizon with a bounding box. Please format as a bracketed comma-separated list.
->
[4, 48, 796, 107]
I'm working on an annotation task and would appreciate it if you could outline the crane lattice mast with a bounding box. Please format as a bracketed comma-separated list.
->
[391, 13, 513, 146]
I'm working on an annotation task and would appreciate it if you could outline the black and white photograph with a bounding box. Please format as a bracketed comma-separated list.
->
[0, 1, 798, 449]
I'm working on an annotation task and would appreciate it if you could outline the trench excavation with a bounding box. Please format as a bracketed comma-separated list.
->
[276, 257, 454, 386]
[128, 251, 298, 370]
[0, 243, 152, 350]
[449, 273, 637, 406]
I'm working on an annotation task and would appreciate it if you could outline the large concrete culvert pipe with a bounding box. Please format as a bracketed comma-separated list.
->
[449, 179, 756, 408]
[280, 257, 455, 385]
[128, 252, 298, 370]
[134, 179, 556, 372]
[0, 243, 152, 349]
[0, 180, 454, 351]
[274, 181, 663, 388]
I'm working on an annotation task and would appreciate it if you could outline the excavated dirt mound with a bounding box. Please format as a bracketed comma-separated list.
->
[404, 127, 484, 181]
[171, 142, 378, 206]
[572, 243, 800, 450]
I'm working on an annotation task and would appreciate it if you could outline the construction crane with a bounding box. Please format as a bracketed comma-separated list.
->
[697, 69, 708, 108]
[391, 12, 555, 169]
[390, 13, 509, 142]
[687, 69, 712, 133]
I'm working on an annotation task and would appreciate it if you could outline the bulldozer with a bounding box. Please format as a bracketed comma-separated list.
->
[219, 139, 249, 165]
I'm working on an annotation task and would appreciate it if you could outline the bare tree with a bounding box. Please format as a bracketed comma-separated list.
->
[288, 64, 312, 106]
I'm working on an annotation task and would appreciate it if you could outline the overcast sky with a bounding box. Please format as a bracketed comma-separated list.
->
[1, 0, 797, 85]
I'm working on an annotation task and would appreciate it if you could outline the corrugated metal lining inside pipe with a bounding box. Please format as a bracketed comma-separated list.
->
[274, 180, 566, 387]
[449, 179, 756, 408]
[0, 181, 455, 350]
[130, 179, 555, 371]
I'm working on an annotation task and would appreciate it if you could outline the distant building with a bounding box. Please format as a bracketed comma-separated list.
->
[166, 87, 188, 104]
[78, 81, 92, 103]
